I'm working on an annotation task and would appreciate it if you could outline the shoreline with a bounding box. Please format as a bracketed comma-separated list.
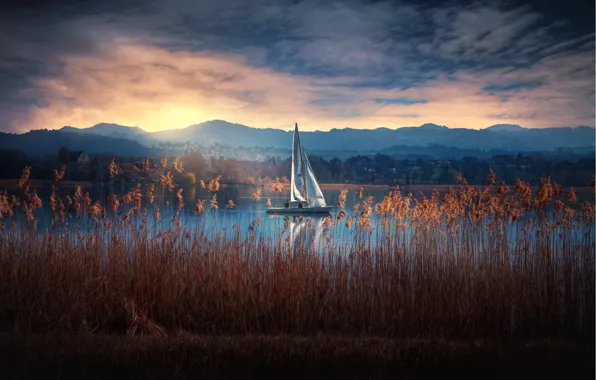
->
[0, 178, 593, 192]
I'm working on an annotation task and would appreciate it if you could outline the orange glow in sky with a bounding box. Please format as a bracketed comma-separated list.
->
[18, 40, 595, 133]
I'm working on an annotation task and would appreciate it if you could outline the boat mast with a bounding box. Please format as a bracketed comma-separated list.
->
[290, 123, 296, 202]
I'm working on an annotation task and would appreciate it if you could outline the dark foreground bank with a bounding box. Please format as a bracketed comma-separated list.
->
[0, 334, 593, 380]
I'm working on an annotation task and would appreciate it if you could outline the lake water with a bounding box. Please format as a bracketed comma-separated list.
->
[3, 183, 594, 255]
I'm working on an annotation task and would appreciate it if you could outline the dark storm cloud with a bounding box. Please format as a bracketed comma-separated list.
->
[0, 0, 145, 130]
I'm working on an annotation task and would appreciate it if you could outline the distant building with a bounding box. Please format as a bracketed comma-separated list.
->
[406, 166, 423, 173]
[69, 151, 90, 168]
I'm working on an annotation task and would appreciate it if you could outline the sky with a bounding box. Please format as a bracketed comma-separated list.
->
[0, 0, 594, 133]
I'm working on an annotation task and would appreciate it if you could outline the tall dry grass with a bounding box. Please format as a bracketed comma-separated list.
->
[0, 164, 593, 340]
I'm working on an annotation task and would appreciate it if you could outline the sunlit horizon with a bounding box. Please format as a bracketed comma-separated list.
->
[50, 117, 594, 135]
[12, 40, 595, 134]
[1, 1, 593, 134]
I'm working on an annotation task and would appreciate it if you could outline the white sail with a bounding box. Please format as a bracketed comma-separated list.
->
[302, 148, 326, 207]
[290, 123, 306, 202]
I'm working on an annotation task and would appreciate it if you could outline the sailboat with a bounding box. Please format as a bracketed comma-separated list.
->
[266, 123, 333, 214]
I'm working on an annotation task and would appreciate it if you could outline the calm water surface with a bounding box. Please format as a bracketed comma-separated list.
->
[6, 183, 595, 254]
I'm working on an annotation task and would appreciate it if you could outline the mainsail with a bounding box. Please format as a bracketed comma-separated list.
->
[290, 123, 306, 202]
[290, 123, 327, 208]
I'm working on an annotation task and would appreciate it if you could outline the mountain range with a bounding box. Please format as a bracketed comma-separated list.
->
[64, 120, 595, 151]
[0, 120, 594, 158]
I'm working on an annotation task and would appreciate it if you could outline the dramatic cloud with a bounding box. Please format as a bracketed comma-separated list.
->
[0, 0, 593, 132]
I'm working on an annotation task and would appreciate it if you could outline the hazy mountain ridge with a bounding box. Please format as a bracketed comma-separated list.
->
[60, 123, 151, 143]
[6, 120, 595, 157]
[0, 129, 156, 158]
[485, 124, 525, 131]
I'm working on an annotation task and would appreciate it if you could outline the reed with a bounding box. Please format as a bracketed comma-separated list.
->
[0, 163, 593, 341]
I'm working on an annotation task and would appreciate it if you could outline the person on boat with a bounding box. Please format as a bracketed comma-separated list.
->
[284, 200, 289, 208]
[298, 201, 303, 209]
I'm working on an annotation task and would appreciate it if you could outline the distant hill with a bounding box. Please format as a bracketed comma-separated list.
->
[418, 123, 449, 130]
[381, 143, 596, 160]
[60, 123, 151, 143]
[0, 130, 155, 158]
[146, 121, 594, 152]
[18, 120, 596, 154]
[484, 124, 525, 132]
[151, 120, 289, 146]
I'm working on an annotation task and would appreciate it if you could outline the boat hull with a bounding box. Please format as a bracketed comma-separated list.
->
[266, 206, 333, 214]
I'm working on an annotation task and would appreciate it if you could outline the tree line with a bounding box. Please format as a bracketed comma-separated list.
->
[0, 147, 594, 187]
